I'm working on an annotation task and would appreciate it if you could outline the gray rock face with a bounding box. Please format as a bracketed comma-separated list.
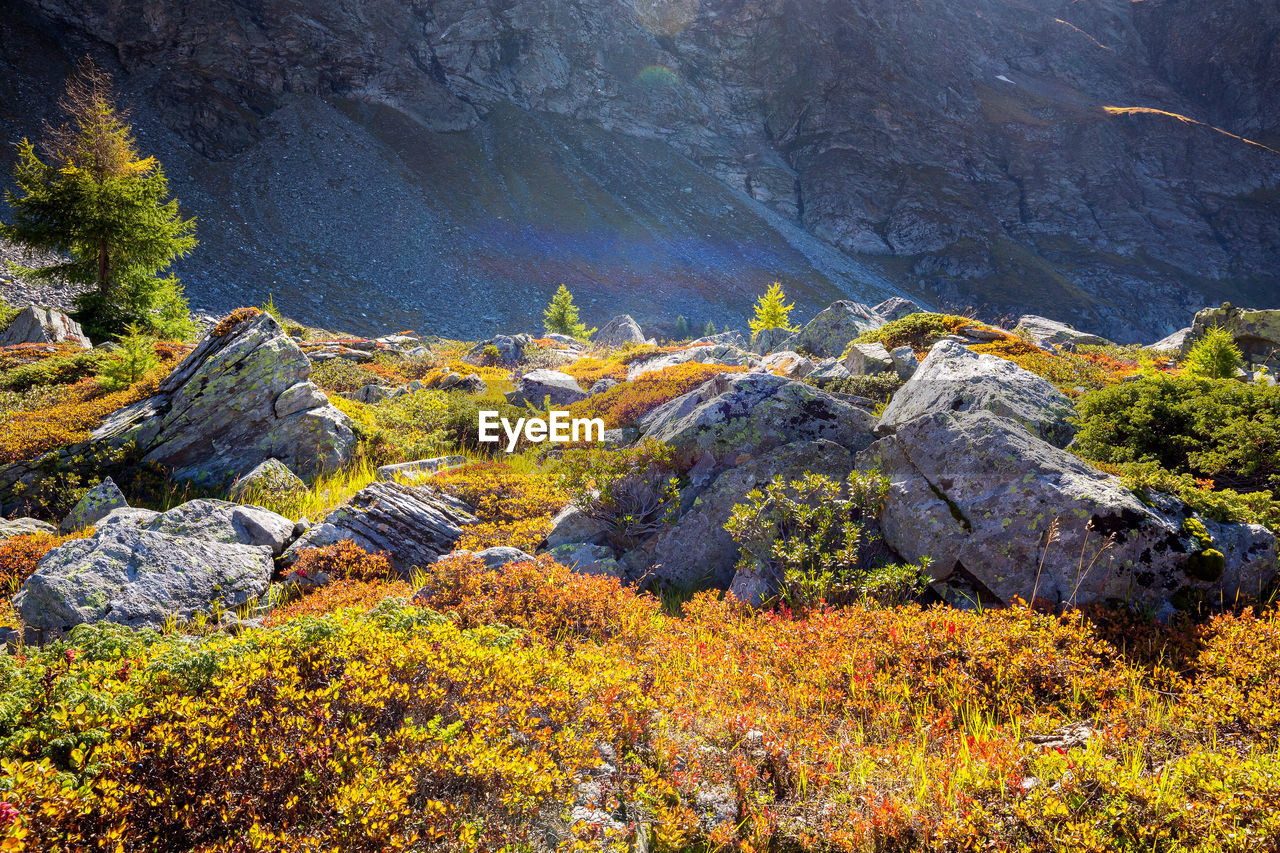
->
[751, 326, 794, 355]
[889, 346, 919, 379]
[879, 340, 1076, 448]
[228, 458, 307, 505]
[595, 315, 647, 347]
[691, 330, 748, 348]
[468, 334, 528, 365]
[782, 302, 882, 358]
[873, 298, 923, 323]
[1187, 303, 1280, 367]
[507, 369, 588, 407]
[143, 499, 296, 556]
[1014, 315, 1112, 352]
[284, 482, 476, 576]
[638, 372, 877, 470]
[549, 542, 624, 579]
[842, 342, 893, 376]
[757, 351, 814, 378]
[14, 523, 274, 632]
[644, 440, 854, 591]
[0, 517, 57, 539]
[377, 455, 467, 483]
[589, 377, 619, 395]
[627, 345, 759, 379]
[60, 478, 128, 533]
[544, 505, 608, 549]
[0, 305, 91, 349]
[69, 312, 356, 487]
[470, 546, 535, 569]
[1146, 328, 1192, 352]
[859, 411, 1277, 617]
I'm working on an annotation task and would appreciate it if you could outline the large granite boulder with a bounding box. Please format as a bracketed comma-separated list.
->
[1187, 303, 1280, 367]
[757, 351, 814, 378]
[0, 517, 57, 539]
[23, 311, 358, 489]
[878, 340, 1076, 448]
[595, 315, 647, 347]
[781, 301, 881, 358]
[228, 458, 307, 505]
[842, 342, 893, 376]
[627, 344, 759, 379]
[872, 297, 923, 323]
[507, 369, 588, 407]
[751, 326, 793, 355]
[284, 482, 476, 576]
[641, 440, 855, 592]
[13, 504, 282, 634]
[1014, 315, 1112, 352]
[1146, 328, 1192, 353]
[859, 411, 1277, 617]
[638, 372, 877, 470]
[691, 330, 748, 348]
[60, 477, 128, 533]
[0, 305, 91, 349]
[467, 334, 529, 365]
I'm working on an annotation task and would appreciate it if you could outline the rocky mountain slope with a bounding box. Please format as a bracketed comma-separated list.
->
[2, 0, 1278, 340]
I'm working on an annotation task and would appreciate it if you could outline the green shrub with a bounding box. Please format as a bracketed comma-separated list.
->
[813, 372, 905, 402]
[310, 358, 376, 393]
[0, 349, 104, 392]
[1184, 326, 1242, 380]
[557, 439, 681, 552]
[1074, 375, 1280, 492]
[725, 470, 898, 611]
[853, 312, 968, 352]
[1108, 460, 1280, 529]
[97, 324, 159, 391]
[0, 297, 18, 331]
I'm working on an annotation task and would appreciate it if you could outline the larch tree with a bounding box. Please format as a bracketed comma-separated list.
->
[1, 58, 196, 341]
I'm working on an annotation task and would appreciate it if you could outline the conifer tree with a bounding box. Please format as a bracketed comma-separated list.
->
[704, 319, 716, 337]
[1184, 326, 1243, 380]
[543, 284, 594, 341]
[1, 58, 196, 341]
[673, 314, 689, 340]
[749, 282, 797, 337]
[98, 322, 159, 391]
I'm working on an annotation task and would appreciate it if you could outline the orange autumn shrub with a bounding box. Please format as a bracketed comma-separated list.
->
[568, 362, 746, 428]
[972, 338, 1143, 395]
[288, 540, 393, 583]
[561, 355, 628, 387]
[432, 462, 567, 552]
[210, 307, 262, 337]
[0, 373, 165, 463]
[265, 579, 412, 626]
[0, 532, 74, 597]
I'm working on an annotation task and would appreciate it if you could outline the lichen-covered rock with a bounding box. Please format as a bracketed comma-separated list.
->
[757, 350, 814, 378]
[549, 542, 624, 579]
[842, 342, 893, 376]
[60, 477, 128, 533]
[589, 377, 619, 395]
[1187, 303, 1280, 367]
[889, 345, 919, 379]
[0, 305, 91, 349]
[0, 517, 56, 539]
[544, 505, 608, 549]
[691, 330, 748, 348]
[859, 410, 1276, 617]
[1145, 328, 1191, 353]
[467, 334, 528, 365]
[878, 340, 1076, 448]
[82, 312, 357, 486]
[284, 482, 476, 576]
[781, 301, 881, 358]
[229, 458, 307, 505]
[13, 523, 274, 633]
[595, 315, 647, 347]
[641, 440, 854, 591]
[377, 455, 467, 483]
[872, 297, 923, 323]
[751, 326, 793, 355]
[470, 546, 535, 569]
[627, 344, 759, 379]
[143, 499, 296, 556]
[638, 372, 876, 470]
[507, 369, 588, 407]
[1014, 315, 1111, 352]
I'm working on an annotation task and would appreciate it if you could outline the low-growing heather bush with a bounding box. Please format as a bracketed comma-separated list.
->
[288, 540, 393, 584]
[815, 372, 904, 401]
[1098, 459, 1280, 530]
[265, 579, 412, 627]
[432, 461, 567, 552]
[853, 312, 969, 353]
[0, 348, 103, 392]
[973, 338, 1145, 394]
[568, 362, 745, 428]
[0, 374, 163, 464]
[1075, 374, 1280, 493]
[560, 355, 628, 387]
[0, 532, 73, 597]
[310, 357, 378, 393]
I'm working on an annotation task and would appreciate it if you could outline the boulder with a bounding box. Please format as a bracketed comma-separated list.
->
[467, 334, 529, 365]
[889, 346, 919, 379]
[0, 305, 91, 349]
[96, 507, 159, 528]
[627, 344, 759, 379]
[142, 499, 296, 556]
[549, 542, 625, 579]
[1014, 315, 1111, 352]
[805, 357, 852, 386]
[13, 523, 274, 634]
[229, 458, 307, 505]
[842, 342, 893, 376]
[758, 350, 814, 378]
[0, 517, 57, 539]
[691, 330, 748, 348]
[872, 297, 923, 323]
[638, 372, 877, 470]
[878, 340, 1076, 448]
[751, 326, 793, 355]
[781, 301, 881, 358]
[1187, 303, 1280, 367]
[858, 411, 1277, 617]
[49, 311, 357, 488]
[595, 315, 647, 347]
[60, 478, 128, 533]
[378, 455, 467, 483]
[284, 482, 476, 576]
[589, 377, 619, 395]
[642, 440, 854, 591]
[507, 369, 588, 407]
[544, 505, 608, 549]
[470, 546, 535, 569]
